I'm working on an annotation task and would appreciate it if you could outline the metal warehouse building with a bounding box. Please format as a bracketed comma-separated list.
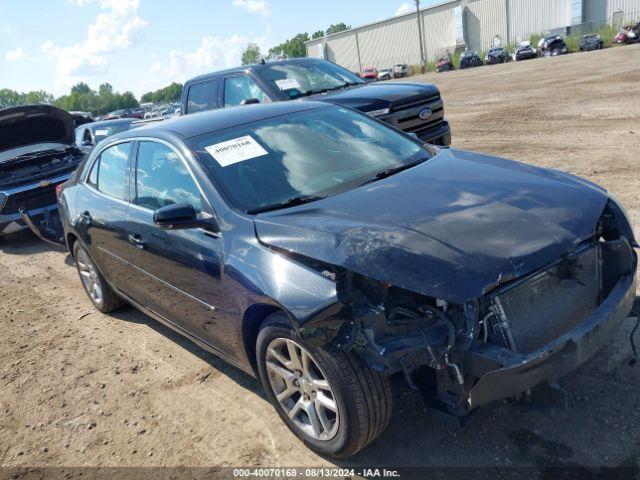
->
[305, 0, 640, 72]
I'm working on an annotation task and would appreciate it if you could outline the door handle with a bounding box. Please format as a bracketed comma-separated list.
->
[80, 211, 92, 225]
[127, 234, 146, 250]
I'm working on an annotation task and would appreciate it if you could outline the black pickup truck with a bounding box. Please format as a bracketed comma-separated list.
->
[180, 58, 451, 146]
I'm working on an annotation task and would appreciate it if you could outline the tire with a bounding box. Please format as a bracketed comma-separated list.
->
[256, 312, 392, 458]
[73, 241, 126, 313]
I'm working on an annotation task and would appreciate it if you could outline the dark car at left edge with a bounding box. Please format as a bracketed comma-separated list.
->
[0, 105, 84, 243]
[57, 101, 638, 459]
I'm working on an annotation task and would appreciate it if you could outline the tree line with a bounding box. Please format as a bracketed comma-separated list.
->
[0, 81, 184, 116]
[241, 23, 350, 65]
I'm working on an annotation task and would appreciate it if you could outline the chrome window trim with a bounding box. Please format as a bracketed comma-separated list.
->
[82, 139, 132, 203]
[82, 136, 208, 214]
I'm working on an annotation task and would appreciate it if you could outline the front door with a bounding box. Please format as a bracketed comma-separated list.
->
[120, 140, 232, 354]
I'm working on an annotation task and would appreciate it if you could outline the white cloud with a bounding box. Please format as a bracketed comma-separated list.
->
[146, 28, 271, 91]
[5, 47, 25, 61]
[232, 0, 270, 16]
[41, 0, 147, 91]
[395, 2, 414, 16]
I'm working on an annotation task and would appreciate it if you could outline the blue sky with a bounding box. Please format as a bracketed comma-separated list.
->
[0, 0, 439, 98]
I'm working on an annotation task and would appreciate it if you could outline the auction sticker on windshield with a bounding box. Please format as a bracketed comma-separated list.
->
[274, 78, 301, 91]
[205, 135, 268, 167]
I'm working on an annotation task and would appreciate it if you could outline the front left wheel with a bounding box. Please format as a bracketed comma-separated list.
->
[256, 313, 392, 458]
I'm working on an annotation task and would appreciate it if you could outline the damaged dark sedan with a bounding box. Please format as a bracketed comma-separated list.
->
[1, 105, 85, 243]
[58, 101, 638, 458]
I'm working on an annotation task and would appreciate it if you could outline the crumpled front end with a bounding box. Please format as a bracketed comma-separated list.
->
[294, 200, 638, 417]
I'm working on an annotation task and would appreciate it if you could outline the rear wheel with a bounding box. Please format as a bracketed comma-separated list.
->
[73, 242, 125, 313]
[256, 312, 392, 458]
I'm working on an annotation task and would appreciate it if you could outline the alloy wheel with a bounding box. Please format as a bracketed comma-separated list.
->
[265, 338, 339, 441]
[76, 248, 103, 306]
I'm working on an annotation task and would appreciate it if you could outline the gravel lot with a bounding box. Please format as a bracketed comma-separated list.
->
[1, 44, 639, 472]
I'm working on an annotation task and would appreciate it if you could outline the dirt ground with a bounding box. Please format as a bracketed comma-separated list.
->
[1, 45, 640, 473]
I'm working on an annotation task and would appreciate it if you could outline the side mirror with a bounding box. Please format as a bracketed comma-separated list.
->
[153, 202, 218, 233]
[240, 98, 260, 105]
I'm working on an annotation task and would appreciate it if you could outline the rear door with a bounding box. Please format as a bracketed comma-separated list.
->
[75, 141, 133, 291]
[121, 140, 231, 353]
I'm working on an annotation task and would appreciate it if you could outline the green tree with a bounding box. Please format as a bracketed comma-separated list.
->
[0, 89, 25, 109]
[24, 90, 54, 105]
[325, 23, 350, 36]
[241, 43, 262, 65]
[140, 82, 183, 104]
[268, 32, 310, 59]
[312, 30, 324, 39]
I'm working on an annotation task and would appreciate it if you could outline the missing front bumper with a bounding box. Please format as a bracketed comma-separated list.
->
[464, 270, 637, 409]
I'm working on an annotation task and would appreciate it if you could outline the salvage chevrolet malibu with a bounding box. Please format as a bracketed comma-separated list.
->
[58, 101, 638, 458]
[1, 105, 85, 243]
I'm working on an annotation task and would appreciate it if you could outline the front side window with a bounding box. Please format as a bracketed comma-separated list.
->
[134, 141, 201, 212]
[187, 79, 219, 114]
[189, 106, 430, 212]
[224, 76, 269, 107]
[94, 142, 130, 200]
[258, 61, 363, 99]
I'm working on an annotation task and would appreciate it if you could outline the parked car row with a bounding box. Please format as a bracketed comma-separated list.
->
[359, 63, 410, 81]
[436, 30, 612, 74]
[144, 103, 181, 118]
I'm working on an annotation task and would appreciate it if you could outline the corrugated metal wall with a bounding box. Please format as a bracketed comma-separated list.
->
[508, 0, 572, 42]
[304, 0, 640, 71]
[607, 0, 640, 20]
[583, 0, 608, 23]
[325, 32, 360, 72]
[465, 0, 508, 52]
[305, 38, 324, 59]
[358, 14, 423, 69]
[421, 1, 460, 58]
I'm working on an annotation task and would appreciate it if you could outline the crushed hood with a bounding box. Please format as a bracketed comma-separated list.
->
[0, 105, 74, 154]
[254, 148, 610, 304]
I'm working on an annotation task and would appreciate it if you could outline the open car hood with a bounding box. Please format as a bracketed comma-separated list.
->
[254, 148, 610, 304]
[0, 105, 74, 154]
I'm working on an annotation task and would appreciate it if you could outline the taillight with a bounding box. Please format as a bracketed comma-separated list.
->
[56, 184, 63, 197]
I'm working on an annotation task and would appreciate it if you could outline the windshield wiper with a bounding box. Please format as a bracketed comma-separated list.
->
[247, 195, 325, 214]
[359, 158, 428, 187]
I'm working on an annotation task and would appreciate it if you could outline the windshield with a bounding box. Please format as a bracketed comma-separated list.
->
[93, 123, 131, 142]
[257, 61, 363, 99]
[188, 106, 430, 212]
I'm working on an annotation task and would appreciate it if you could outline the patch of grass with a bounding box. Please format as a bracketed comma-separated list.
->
[451, 50, 462, 69]
[529, 33, 542, 49]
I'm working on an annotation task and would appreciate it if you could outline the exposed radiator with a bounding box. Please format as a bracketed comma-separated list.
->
[490, 246, 600, 353]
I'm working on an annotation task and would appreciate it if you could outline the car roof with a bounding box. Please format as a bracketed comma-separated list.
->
[77, 118, 133, 131]
[185, 57, 325, 85]
[110, 101, 330, 141]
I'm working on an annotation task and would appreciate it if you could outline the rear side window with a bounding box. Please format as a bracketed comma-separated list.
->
[187, 79, 219, 114]
[134, 141, 202, 212]
[92, 143, 130, 201]
[224, 76, 269, 107]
